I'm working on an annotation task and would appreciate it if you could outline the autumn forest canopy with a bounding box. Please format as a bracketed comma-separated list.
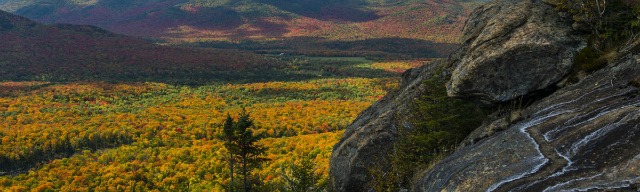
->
[0, 0, 487, 191]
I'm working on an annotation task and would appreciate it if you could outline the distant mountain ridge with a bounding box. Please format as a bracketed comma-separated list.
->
[0, 10, 281, 83]
[0, 0, 484, 42]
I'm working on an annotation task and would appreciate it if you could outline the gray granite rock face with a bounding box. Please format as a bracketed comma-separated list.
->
[447, 0, 585, 103]
[415, 54, 640, 191]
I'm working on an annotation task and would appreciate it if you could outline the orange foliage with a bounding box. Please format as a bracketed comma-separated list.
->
[0, 58, 423, 190]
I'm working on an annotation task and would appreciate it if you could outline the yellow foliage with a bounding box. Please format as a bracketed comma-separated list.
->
[0, 59, 421, 190]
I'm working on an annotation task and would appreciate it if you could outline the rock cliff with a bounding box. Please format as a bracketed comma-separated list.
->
[329, 62, 445, 191]
[329, 0, 640, 191]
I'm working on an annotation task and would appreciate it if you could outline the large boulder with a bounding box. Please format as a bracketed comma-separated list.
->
[415, 54, 640, 191]
[446, 0, 585, 103]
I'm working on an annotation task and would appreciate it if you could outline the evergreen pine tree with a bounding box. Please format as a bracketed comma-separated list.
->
[223, 113, 237, 192]
[222, 109, 266, 192]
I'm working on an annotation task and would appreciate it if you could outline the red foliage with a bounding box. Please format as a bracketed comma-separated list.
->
[2, 0, 477, 43]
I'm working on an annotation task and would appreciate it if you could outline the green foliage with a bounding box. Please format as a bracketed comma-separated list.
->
[0, 129, 133, 173]
[551, 0, 640, 82]
[280, 157, 326, 192]
[546, 0, 640, 87]
[629, 76, 640, 87]
[554, 0, 606, 24]
[223, 109, 267, 192]
[574, 45, 608, 72]
[369, 69, 485, 191]
[223, 113, 239, 192]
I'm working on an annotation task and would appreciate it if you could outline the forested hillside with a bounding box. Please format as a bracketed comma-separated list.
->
[0, 0, 481, 43]
[0, 10, 282, 83]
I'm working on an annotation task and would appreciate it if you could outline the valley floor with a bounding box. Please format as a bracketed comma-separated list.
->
[0, 57, 425, 191]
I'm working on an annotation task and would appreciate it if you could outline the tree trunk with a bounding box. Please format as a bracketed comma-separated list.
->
[230, 154, 234, 192]
[243, 156, 248, 192]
